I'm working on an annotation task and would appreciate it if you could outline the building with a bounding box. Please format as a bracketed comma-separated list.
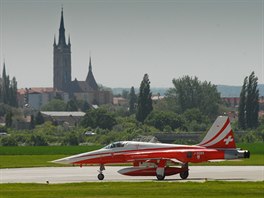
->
[17, 87, 69, 110]
[222, 97, 240, 108]
[41, 111, 85, 127]
[113, 97, 128, 106]
[53, 8, 112, 105]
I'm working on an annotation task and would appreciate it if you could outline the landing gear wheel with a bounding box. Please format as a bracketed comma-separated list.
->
[156, 174, 165, 181]
[98, 173, 104, 180]
[180, 171, 189, 179]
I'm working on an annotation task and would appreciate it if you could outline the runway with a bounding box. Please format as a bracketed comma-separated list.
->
[1, 166, 263, 184]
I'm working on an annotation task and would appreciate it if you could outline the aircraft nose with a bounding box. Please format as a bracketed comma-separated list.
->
[52, 157, 73, 164]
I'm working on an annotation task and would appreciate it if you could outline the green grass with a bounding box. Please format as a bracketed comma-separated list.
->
[195, 154, 264, 166]
[0, 143, 263, 168]
[236, 143, 264, 154]
[0, 155, 68, 168]
[0, 182, 263, 198]
[0, 145, 101, 155]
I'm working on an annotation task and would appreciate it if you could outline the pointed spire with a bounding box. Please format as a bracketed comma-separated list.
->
[89, 56, 92, 71]
[2, 60, 6, 79]
[58, 7, 66, 45]
[60, 6, 64, 29]
[68, 34, 71, 45]
[86, 56, 98, 90]
[53, 35, 56, 46]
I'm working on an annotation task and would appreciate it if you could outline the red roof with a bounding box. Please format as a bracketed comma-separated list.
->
[17, 87, 54, 95]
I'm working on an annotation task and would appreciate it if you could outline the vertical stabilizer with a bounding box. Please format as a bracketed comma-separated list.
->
[198, 116, 236, 149]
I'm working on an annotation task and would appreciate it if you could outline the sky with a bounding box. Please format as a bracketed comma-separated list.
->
[0, 0, 263, 89]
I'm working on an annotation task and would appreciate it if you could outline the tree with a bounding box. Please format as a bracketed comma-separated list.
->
[30, 114, 35, 129]
[145, 110, 184, 131]
[80, 100, 90, 112]
[182, 108, 209, 131]
[239, 72, 259, 129]
[238, 77, 247, 129]
[0, 63, 18, 107]
[66, 100, 78, 111]
[1, 64, 9, 104]
[129, 86, 137, 114]
[168, 76, 220, 118]
[136, 74, 153, 122]
[10, 77, 18, 107]
[41, 99, 66, 111]
[122, 90, 129, 99]
[35, 111, 45, 125]
[5, 111, 13, 128]
[81, 108, 117, 130]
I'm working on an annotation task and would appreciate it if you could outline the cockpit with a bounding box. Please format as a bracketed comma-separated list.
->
[104, 142, 126, 149]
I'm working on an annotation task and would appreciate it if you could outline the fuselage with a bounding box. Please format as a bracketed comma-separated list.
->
[53, 141, 235, 165]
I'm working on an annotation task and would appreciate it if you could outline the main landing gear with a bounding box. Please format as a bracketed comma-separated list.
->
[97, 164, 105, 180]
[156, 174, 165, 181]
[155, 163, 189, 181]
[179, 163, 189, 180]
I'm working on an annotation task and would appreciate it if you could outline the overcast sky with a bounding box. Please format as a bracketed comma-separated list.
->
[0, 0, 263, 89]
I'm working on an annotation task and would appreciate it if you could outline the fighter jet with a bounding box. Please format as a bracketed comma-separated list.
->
[53, 116, 250, 180]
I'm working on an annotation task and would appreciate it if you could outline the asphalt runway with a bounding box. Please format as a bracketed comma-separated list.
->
[0, 166, 263, 184]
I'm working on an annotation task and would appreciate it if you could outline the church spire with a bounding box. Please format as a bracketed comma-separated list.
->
[89, 56, 92, 71]
[53, 35, 56, 46]
[58, 7, 66, 45]
[2, 61, 6, 79]
[68, 35, 71, 46]
[86, 56, 98, 90]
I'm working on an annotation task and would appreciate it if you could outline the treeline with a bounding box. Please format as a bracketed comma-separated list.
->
[0, 63, 18, 107]
[0, 72, 263, 146]
[238, 72, 259, 129]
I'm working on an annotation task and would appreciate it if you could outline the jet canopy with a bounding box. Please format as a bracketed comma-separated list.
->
[104, 142, 126, 149]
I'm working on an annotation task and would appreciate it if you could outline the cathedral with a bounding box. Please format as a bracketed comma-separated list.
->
[53, 9, 112, 105]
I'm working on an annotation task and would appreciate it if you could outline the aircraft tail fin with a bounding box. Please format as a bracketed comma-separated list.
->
[198, 116, 236, 149]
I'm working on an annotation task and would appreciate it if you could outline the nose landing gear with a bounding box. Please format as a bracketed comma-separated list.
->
[97, 164, 105, 180]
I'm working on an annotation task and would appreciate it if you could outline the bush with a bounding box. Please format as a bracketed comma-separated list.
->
[240, 131, 259, 143]
[1, 136, 18, 146]
[29, 134, 48, 146]
[62, 133, 79, 146]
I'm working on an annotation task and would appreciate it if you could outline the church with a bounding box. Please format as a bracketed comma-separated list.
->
[53, 8, 112, 105]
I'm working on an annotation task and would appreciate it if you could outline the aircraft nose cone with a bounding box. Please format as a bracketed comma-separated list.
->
[52, 157, 72, 164]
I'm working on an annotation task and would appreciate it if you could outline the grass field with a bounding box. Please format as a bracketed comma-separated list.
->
[0, 143, 263, 168]
[0, 181, 263, 198]
[0, 145, 102, 155]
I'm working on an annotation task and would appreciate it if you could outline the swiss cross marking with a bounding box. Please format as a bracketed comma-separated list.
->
[223, 135, 233, 145]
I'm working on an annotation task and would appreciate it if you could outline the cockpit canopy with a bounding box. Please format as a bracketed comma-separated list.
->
[104, 142, 126, 149]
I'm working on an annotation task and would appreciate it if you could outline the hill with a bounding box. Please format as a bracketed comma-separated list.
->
[217, 84, 264, 97]
[112, 84, 264, 97]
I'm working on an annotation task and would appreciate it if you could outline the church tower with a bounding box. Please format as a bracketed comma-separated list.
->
[53, 8, 71, 91]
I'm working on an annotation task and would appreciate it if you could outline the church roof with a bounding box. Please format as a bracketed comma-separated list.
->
[86, 57, 98, 90]
[68, 79, 95, 93]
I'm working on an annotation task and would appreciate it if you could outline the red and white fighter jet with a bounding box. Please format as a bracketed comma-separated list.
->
[53, 116, 250, 180]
